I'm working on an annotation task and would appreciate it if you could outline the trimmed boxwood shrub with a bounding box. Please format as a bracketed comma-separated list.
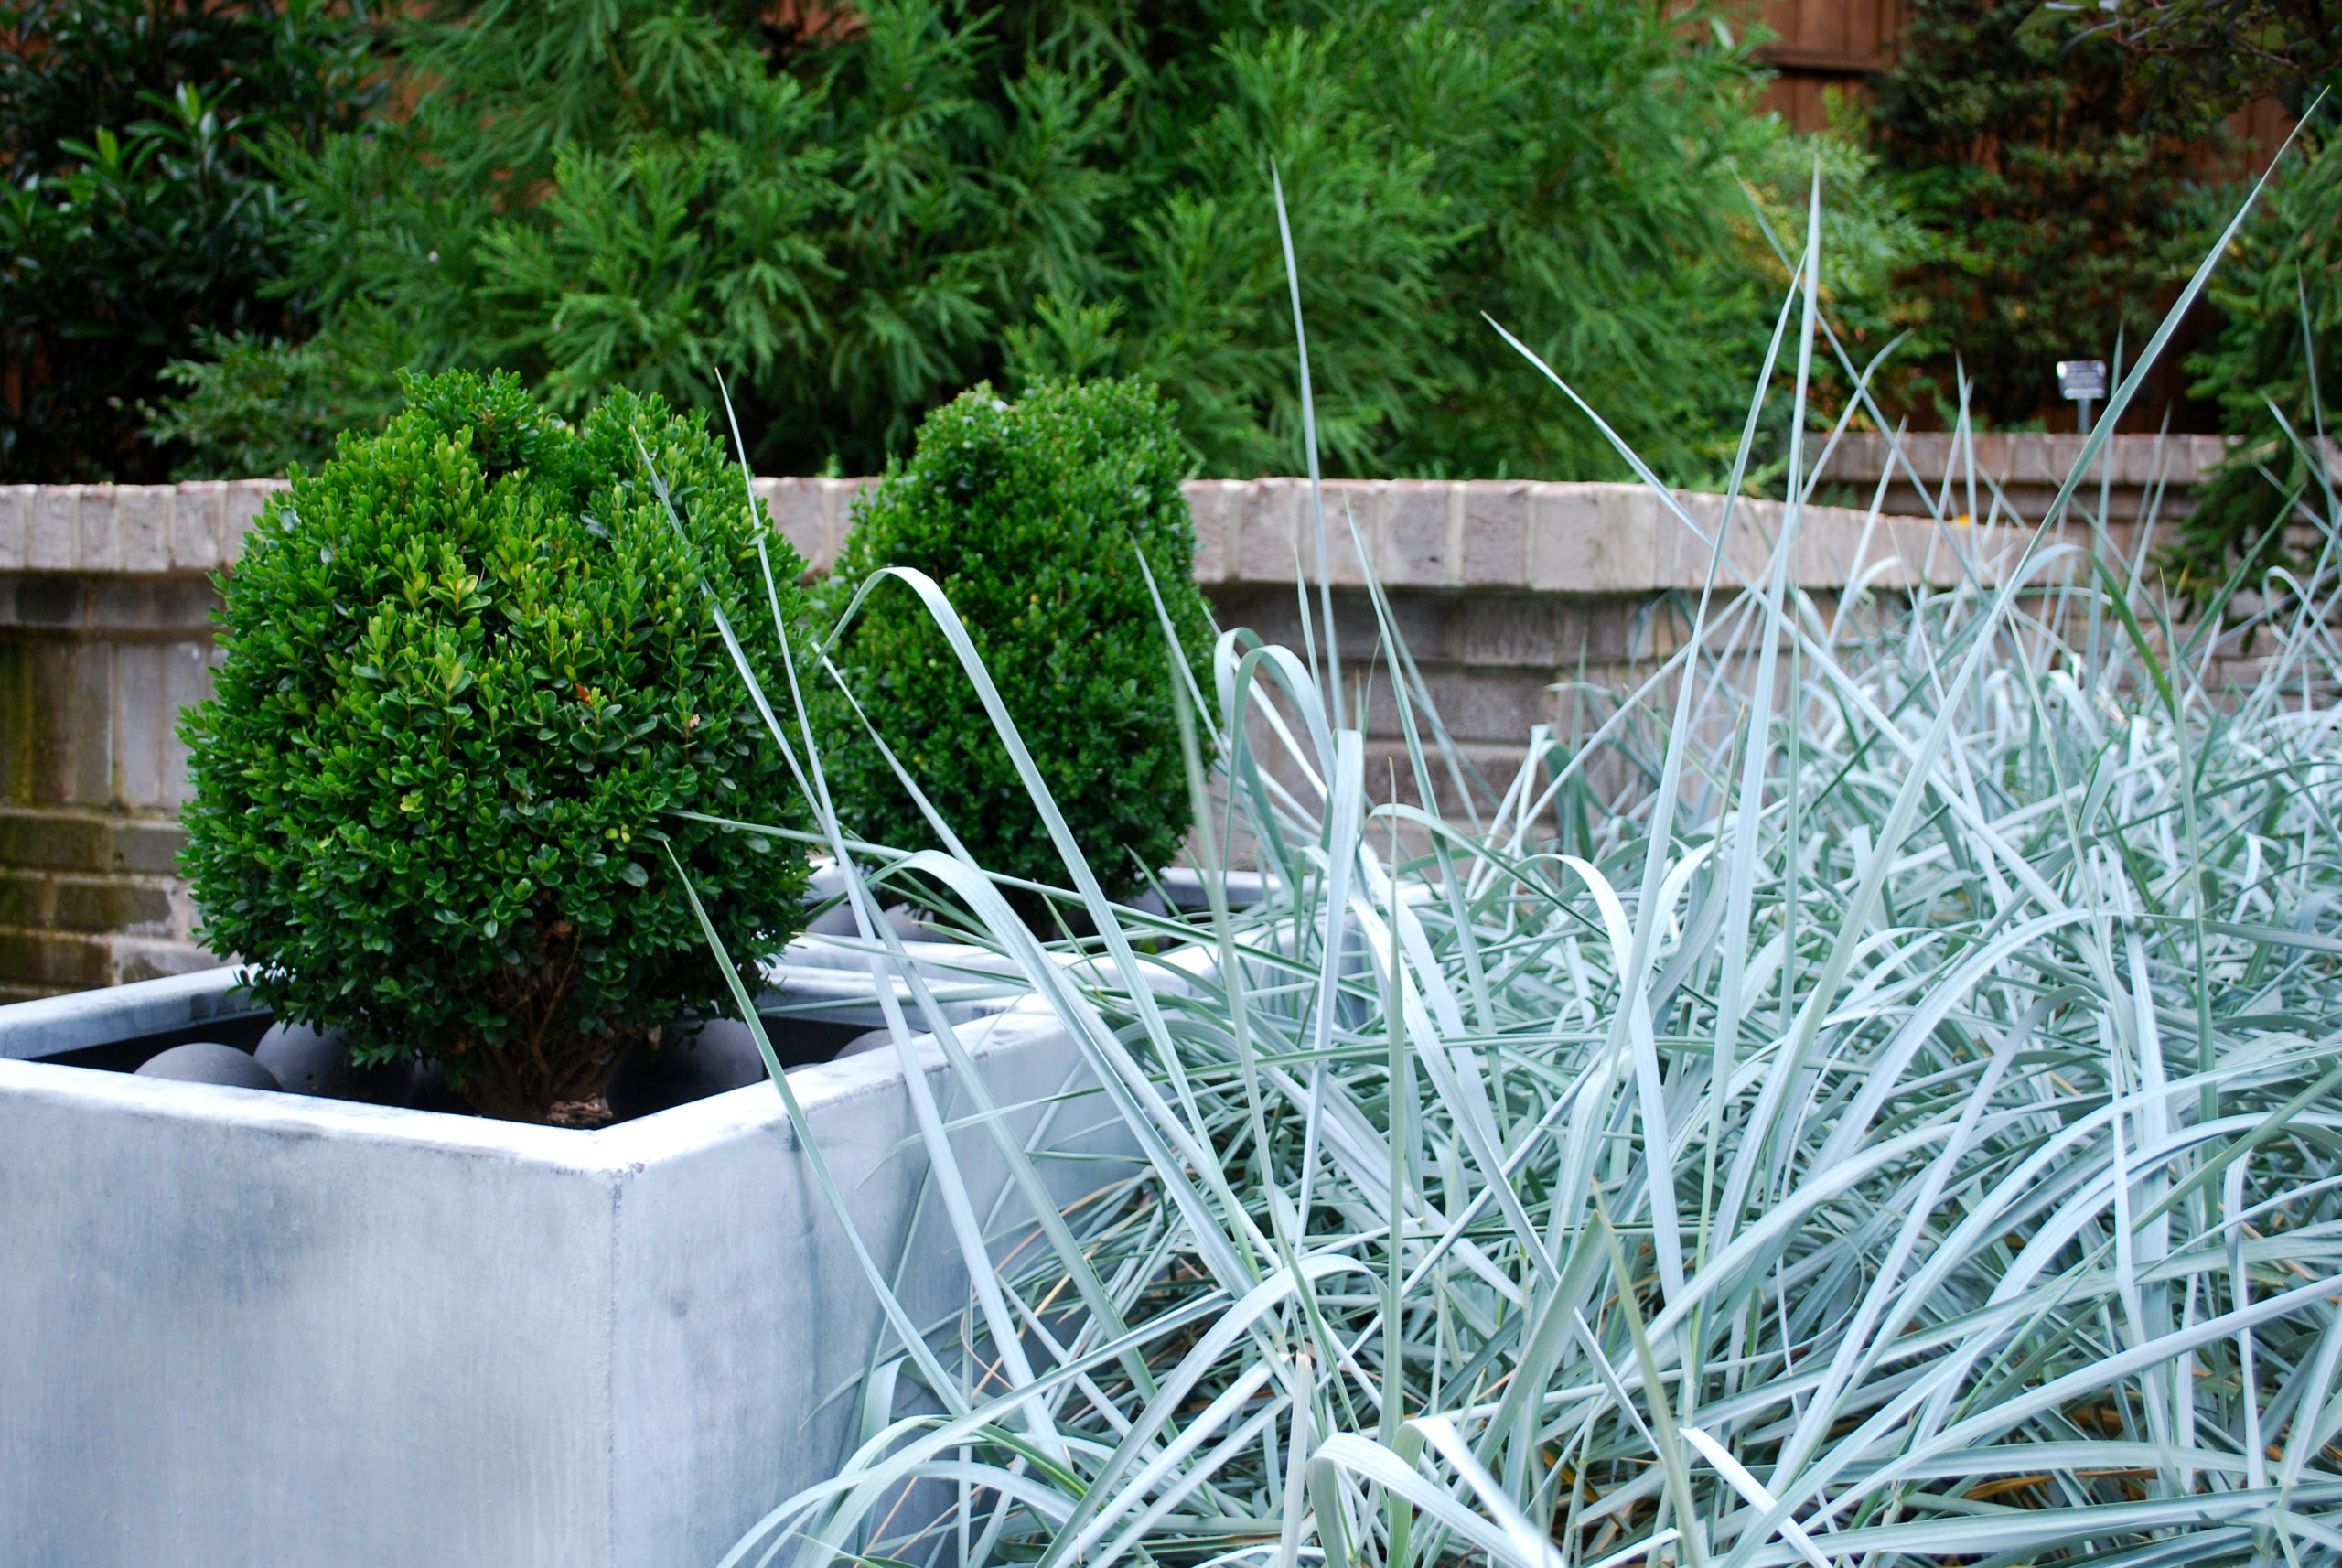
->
[816, 379, 1213, 910]
[179, 370, 811, 1123]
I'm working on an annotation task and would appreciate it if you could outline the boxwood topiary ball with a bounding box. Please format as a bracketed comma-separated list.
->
[814, 379, 1212, 913]
[179, 370, 812, 1123]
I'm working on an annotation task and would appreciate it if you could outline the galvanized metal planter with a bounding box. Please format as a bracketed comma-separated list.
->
[0, 946, 1115, 1568]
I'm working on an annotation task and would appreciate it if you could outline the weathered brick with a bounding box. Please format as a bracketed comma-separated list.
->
[52, 875, 175, 934]
[1455, 596, 1611, 667]
[1796, 500, 1912, 591]
[0, 928, 116, 990]
[1460, 481, 1530, 586]
[113, 816, 190, 875]
[69, 644, 113, 807]
[0, 811, 108, 872]
[1879, 516, 1947, 588]
[116, 486, 174, 572]
[7, 576, 84, 628]
[0, 647, 27, 808]
[114, 643, 167, 809]
[159, 640, 211, 811]
[0, 869, 48, 927]
[81, 577, 221, 633]
[78, 485, 121, 571]
[113, 934, 223, 984]
[1382, 665, 1552, 746]
[1312, 480, 1374, 585]
[824, 478, 874, 567]
[0, 484, 30, 570]
[1813, 432, 2241, 526]
[0, 645, 70, 807]
[1527, 483, 1657, 594]
[1180, 479, 1238, 585]
[1376, 481, 1452, 588]
[1237, 478, 1307, 584]
[1651, 490, 1778, 591]
[29, 485, 79, 570]
[173, 481, 224, 571]
[0, 809, 186, 874]
[218, 479, 285, 565]
[751, 478, 823, 572]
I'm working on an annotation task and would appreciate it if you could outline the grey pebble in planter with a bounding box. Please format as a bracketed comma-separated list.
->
[0, 942, 1127, 1568]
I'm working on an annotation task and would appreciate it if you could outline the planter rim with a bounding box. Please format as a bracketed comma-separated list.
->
[0, 932, 1019, 1062]
[0, 934, 1060, 1155]
[0, 1000, 1062, 1168]
[0, 964, 263, 1061]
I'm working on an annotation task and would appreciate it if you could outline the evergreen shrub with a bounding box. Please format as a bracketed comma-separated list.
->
[2173, 125, 2342, 588]
[817, 379, 1211, 909]
[1864, 0, 2236, 425]
[0, 0, 383, 479]
[150, 0, 1887, 489]
[179, 369, 811, 1123]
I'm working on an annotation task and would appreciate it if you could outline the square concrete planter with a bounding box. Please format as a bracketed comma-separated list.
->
[0, 945, 1122, 1568]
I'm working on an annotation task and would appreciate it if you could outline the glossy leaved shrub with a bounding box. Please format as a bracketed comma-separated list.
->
[817, 379, 1212, 910]
[180, 370, 810, 1122]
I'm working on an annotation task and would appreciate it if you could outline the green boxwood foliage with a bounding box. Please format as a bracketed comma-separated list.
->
[179, 369, 810, 1122]
[817, 379, 1211, 909]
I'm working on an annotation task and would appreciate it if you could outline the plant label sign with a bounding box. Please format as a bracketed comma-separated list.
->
[2056, 360, 2109, 401]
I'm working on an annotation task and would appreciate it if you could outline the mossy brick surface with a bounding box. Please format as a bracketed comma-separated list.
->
[0, 810, 187, 875]
[0, 871, 46, 928]
[51, 877, 175, 934]
[1376, 481, 1454, 588]
[0, 929, 113, 989]
[0, 577, 84, 627]
[0, 574, 219, 635]
[0, 642, 70, 807]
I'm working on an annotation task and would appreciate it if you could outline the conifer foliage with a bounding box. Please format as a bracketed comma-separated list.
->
[0, 0, 382, 479]
[159, 0, 1835, 488]
[2173, 125, 2342, 587]
[1865, 0, 2236, 424]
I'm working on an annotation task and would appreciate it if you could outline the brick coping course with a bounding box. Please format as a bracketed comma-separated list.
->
[0, 474, 2038, 596]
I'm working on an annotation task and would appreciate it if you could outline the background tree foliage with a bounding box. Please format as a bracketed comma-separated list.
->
[13, 0, 2319, 491]
[1863, 0, 2240, 429]
[2023, 0, 2342, 585]
[2032, 0, 2339, 112]
[155, 0, 1899, 488]
[2169, 124, 2340, 587]
[0, 0, 381, 479]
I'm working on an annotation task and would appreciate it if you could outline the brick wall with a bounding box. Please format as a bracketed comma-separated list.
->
[0, 484, 278, 999]
[1808, 432, 2248, 524]
[0, 462, 2150, 998]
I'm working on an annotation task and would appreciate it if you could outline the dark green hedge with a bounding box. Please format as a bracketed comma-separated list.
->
[0, 0, 383, 480]
[2174, 126, 2342, 590]
[153, 0, 1844, 490]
